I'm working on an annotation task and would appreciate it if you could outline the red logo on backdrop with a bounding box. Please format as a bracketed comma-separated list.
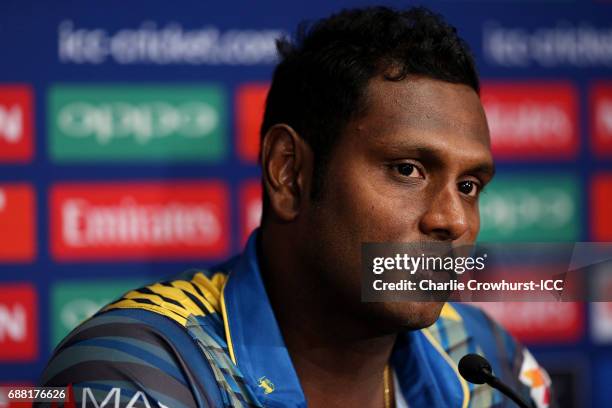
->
[50, 182, 230, 261]
[474, 302, 583, 344]
[236, 83, 269, 163]
[0, 185, 36, 262]
[240, 180, 262, 245]
[591, 174, 612, 241]
[0, 85, 33, 162]
[591, 83, 612, 156]
[0, 285, 37, 361]
[481, 82, 579, 159]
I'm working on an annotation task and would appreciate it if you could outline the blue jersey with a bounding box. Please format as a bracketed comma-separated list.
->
[39, 230, 554, 408]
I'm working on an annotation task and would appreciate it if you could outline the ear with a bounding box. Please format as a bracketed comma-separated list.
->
[261, 124, 311, 222]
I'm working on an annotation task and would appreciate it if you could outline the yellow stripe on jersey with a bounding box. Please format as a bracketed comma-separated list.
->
[148, 283, 207, 317]
[104, 270, 229, 327]
[103, 298, 190, 326]
[220, 278, 237, 365]
[123, 289, 196, 319]
[440, 303, 463, 322]
[170, 280, 217, 315]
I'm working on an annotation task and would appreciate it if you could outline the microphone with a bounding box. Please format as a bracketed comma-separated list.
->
[458, 353, 531, 408]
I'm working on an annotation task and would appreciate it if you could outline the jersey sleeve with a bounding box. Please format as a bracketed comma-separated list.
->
[37, 309, 221, 408]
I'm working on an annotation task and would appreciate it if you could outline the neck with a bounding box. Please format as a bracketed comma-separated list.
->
[287, 332, 396, 408]
[258, 227, 397, 408]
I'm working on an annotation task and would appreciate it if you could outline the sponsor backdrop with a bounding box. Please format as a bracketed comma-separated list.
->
[0, 0, 610, 406]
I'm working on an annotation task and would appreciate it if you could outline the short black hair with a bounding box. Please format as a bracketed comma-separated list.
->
[260, 6, 479, 210]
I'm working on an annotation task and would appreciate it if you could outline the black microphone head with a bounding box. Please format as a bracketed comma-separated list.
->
[458, 353, 493, 385]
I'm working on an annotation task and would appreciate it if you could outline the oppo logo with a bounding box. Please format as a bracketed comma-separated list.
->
[482, 189, 574, 232]
[57, 101, 219, 144]
[60, 298, 108, 330]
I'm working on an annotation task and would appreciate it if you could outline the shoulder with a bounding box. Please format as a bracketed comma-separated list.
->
[102, 267, 230, 327]
[39, 267, 236, 408]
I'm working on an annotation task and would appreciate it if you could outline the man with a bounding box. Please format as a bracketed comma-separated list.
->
[40, 6, 554, 408]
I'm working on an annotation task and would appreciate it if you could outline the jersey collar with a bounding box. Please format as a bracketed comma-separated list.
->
[222, 229, 307, 407]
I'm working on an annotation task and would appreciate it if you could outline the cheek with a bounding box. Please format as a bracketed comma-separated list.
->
[465, 203, 481, 241]
[328, 166, 426, 243]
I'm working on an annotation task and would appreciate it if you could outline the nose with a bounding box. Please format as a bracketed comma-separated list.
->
[419, 183, 470, 241]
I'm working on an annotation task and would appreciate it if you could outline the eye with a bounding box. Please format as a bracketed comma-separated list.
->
[393, 163, 423, 179]
[457, 180, 481, 197]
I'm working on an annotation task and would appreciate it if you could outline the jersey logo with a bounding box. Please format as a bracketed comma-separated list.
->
[257, 376, 275, 394]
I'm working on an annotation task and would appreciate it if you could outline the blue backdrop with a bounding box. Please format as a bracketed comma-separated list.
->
[0, 1, 611, 407]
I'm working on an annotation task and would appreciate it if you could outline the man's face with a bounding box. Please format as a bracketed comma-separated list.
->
[297, 75, 494, 331]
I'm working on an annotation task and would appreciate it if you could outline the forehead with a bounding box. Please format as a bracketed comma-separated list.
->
[347, 76, 491, 157]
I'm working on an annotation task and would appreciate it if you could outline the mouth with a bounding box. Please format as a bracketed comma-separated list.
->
[413, 264, 456, 282]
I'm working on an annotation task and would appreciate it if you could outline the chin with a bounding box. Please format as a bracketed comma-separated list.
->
[375, 301, 446, 332]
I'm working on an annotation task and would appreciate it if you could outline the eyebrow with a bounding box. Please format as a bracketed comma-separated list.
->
[465, 162, 496, 180]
